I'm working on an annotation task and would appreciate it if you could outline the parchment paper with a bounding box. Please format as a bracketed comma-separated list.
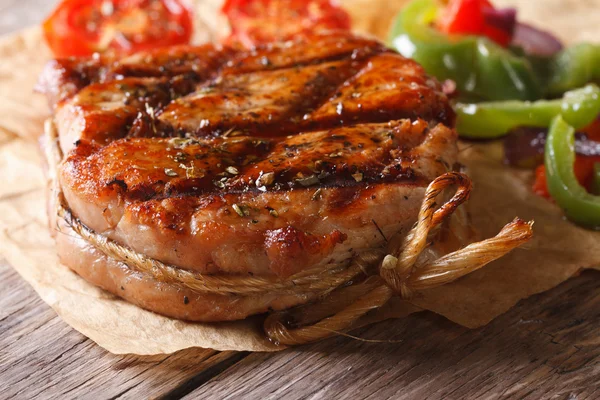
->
[0, 0, 599, 354]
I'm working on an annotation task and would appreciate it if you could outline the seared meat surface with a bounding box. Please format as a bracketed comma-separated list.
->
[41, 32, 457, 321]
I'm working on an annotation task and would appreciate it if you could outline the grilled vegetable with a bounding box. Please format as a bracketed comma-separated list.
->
[43, 0, 193, 57]
[388, 0, 541, 101]
[389, 0, 600, 102]
[456, 85, 600, 139]
[511, 22, 563, 57]
[545, 115, 600, 229]
[221, 0, 351, 48]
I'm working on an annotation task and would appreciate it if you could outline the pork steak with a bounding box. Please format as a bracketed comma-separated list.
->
[40, 32, 458, 321]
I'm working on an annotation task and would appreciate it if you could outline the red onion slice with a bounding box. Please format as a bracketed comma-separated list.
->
[511, 23, 564, 57]
[577, 134, 600, 157]
[504, 126, 600, 168]
[503, 127, 546, 168]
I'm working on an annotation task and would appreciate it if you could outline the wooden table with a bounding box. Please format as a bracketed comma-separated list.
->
[2, 2, 600, 399]
[4, 258, 600, 399]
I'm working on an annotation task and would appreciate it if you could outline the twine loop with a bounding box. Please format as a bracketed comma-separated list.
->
[263, 173, 533, 346]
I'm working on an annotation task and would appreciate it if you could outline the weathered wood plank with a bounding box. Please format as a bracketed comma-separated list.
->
[186, 271, 600, 400]
[0, 260, 245, 400]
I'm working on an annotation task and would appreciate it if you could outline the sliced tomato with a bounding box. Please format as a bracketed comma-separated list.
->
[532, 164, 551, 198]
[581, 117, 600, 142]
[221, 0, 351, 48]
[533, 156, 600, 199]
[574, 156, 600, 190]
[43, 0, 193, 57]
[437, 0, 512, 47]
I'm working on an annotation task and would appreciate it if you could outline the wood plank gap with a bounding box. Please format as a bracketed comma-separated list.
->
[157, 352, 250, 400]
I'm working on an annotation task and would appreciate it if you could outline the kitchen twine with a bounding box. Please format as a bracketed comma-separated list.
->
[46, 119, 533, 346]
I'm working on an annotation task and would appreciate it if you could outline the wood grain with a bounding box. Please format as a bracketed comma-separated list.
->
[0, 260, 246, 399]
[186, 270, 600, 400]
[4, 260, 600, 398]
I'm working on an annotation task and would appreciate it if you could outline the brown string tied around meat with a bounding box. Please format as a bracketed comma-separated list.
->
[380, 172, 472, 298]
[63, 201, 372, 296]
[263, 173, 534, 346]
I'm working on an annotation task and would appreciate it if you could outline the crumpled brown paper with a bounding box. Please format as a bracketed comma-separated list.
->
[1, 0, 599, 354]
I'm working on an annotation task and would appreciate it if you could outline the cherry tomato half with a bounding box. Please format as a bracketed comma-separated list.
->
[221, 0, 351, 48]
[43, 0, 193, 57]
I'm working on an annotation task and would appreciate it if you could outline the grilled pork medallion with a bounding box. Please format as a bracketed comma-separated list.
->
[40, 32, 458, 321]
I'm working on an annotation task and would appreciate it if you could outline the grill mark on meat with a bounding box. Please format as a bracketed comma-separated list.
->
[51, 79, 201, 154]
[221, 34, 389, 75]
[307, 53, 455, 128]
[155, 59, 370, 138]
[108, 44, 234, 79]
[61, 119, 440, 204]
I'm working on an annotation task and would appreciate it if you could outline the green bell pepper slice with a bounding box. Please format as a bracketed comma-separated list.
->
[455, 84, 600, 139]
[546, 43, 600, 96]
[545, 115, 600, 229]
[388, 0, 542, 102]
